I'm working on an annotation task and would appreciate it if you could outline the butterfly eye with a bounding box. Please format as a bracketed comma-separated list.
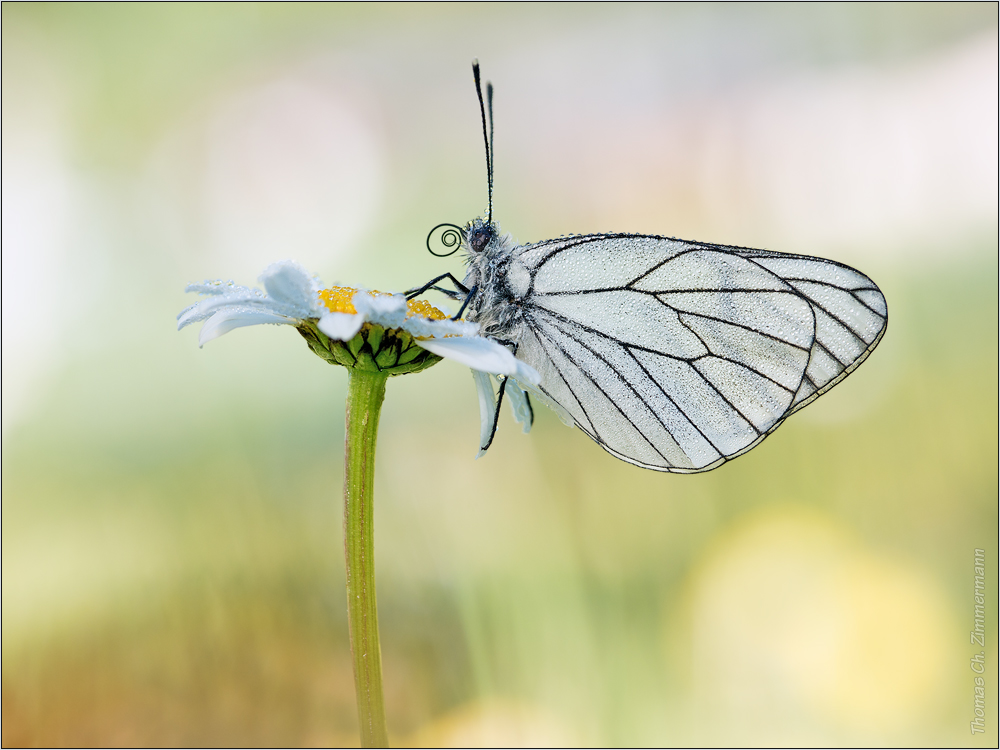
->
[470, 227, 492, 254]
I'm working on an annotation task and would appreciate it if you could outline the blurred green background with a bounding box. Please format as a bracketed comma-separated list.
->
[2, 3, 997, 747]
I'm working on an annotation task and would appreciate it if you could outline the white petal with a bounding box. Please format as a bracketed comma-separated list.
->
[177, 288, 272, 329]
[198, 309, 296, 347]
[505, 379, 533, 434]
[177, 301, 203, 327]
[402, 316, 479, 339]
[471, 370, 497, 458]
[318, 311, 365, 341]
[353, 291, 407, 329]
[184, 280, 241, 296]
[260, 261, 321, 316]
[415, 336, 541, 385]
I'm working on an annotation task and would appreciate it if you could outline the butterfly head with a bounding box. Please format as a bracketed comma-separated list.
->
[465, 216, 498, 255]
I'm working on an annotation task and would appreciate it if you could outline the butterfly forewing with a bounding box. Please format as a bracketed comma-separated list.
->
[531, 235, 690, 293]
[734, 250, 888, 415]
[512, 234, 887, 472]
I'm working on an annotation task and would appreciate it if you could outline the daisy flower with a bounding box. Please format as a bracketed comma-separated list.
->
[178, 260, 539, 450]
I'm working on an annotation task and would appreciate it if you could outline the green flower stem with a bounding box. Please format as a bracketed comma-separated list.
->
[343, 367, 390, 748]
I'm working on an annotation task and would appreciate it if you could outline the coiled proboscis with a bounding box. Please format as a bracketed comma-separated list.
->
[426, 223, 466, 257]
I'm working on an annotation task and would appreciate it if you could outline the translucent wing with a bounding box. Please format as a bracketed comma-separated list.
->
[513, 234, 887, 473]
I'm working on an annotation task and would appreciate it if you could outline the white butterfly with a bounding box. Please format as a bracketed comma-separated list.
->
[413, 63, 887, 473]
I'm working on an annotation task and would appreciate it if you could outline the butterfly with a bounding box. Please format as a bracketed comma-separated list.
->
[410, 62, 887, 473]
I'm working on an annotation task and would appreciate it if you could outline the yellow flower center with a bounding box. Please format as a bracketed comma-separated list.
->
[405, 298, 447, 321]
[318, 287, 448, 320]
[318, 286, 361, 314]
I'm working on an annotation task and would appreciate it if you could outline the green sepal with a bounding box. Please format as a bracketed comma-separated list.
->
[396, 342, 423, 365]
[367, 325, 384, 355]
[296, 321, 442, 377]
[347, 332, 364, 359]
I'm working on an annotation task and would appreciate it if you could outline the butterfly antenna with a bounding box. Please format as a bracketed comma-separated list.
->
[472, 60, 494, 225]
[486, 81, 494, 225]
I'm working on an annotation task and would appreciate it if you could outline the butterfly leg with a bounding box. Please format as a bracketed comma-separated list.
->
[501, 340, 533, 431]
[479, 340, 534, 455]
[405, 273, 469, 300]
[480, 376, 508, 453]
[452, 285, 478, 320]
[479, 377, 534, 452]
